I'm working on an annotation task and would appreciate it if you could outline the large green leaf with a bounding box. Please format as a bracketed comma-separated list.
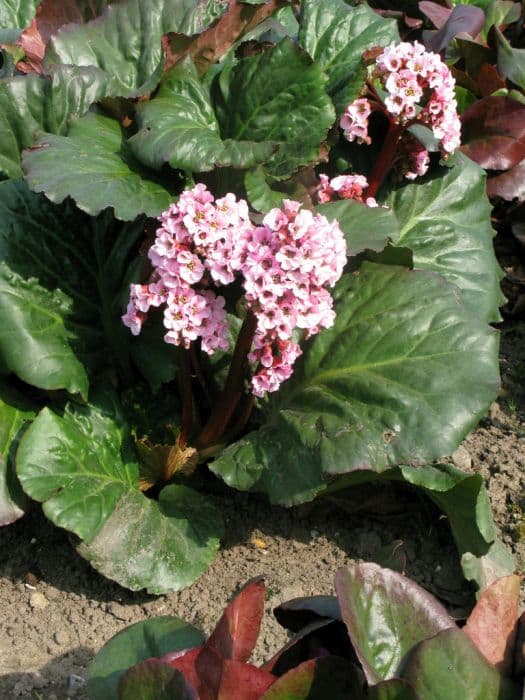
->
[388, 155, 505, 324]
[129, 61, 274, 172]
[298, 0, 399, 113]
[211, 263, 499, 506]
[0, 0, 39, 30]
[0, 263, 88, 396]
[402, 628, 520, 700]
[216, 38, 335, 179]
[16, 394, 223, 593]
[89, 616, 204, 700]
[0, 67, 109, 179]
[0, 383, 35, 525]
[316, 200, 400, 255]
[44, 0, 227, 97]
[335, 564, 455, 684]
[22, 112, 173, 219]
[0, 179, 143, 378]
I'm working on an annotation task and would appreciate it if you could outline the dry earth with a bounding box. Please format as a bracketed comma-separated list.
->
[1, 303, 524, 700]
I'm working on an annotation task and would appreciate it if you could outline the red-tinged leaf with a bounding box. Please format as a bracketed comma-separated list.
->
[426, 5, 485, 53]
[164, 647, 202, 691]
[17, 0, 108, 73]
[199, 652, 276, 700]
[463, 574, 521, 674]
[461, 96, 525, 170]
[514, 611, 525, 677]
[261, 657, 364, 700]
[487, 160, 525, 202]
[206, 577, 266, 662]
[478, 63, 506, 97]
[163, 0, 289, 76]
[418, 1, 452, 28]
[118, 658, 198, 700]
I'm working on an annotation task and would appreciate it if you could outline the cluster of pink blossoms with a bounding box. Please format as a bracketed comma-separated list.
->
[340, 41, 461, 179]
[123, 185, 346, 397]
[318, 174, 378, 207]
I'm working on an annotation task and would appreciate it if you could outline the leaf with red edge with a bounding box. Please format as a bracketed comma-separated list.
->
[206, 577, 266, 662]
[118, 658, 197, 700]
[17, 0, 109, 74]
[273, 596, 341, 632]
[261, 657, 364, 700]
[461, 96, 525, 170]
[487, 160, 525, 201]
[425, 5, 484, 53]
[335, 564, 455, 684]
[463, 574, 521, 674]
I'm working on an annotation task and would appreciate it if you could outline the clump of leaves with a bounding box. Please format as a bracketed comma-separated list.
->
[0, 0, 513, 593]
[88, 564, 525, 699]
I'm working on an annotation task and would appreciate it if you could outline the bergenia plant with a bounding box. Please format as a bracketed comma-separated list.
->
[88, 565, 525, 699]
[0, 0, 512, 593]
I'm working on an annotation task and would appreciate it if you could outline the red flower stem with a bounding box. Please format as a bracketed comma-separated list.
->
[366, 122, 404, 199]
[178, 348, 194, 449]
[195, 310, 257, 449]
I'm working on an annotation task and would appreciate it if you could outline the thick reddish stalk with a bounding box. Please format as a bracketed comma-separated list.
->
[366, 122, 404, 199]
[195, 311, 257, 449]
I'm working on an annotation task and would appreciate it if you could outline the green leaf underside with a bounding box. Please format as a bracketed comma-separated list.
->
[0, 179, 144, 378]
[0, 0, 39, 30]
[335, 564, 454, 684]
[316, 200, 400, 255]
[0, 263, 88, 396]
[298, 0, 399, 113]
[88, 617, 204, 700]
[17, 396, 223, 592]
[402, 628, 520, 700]
[211, 263, 499, 506]
[22, 112, 172, 220]
[217, 38, 335, 179]
[388, 155, 505, 324]
[129, 61, 274, 172]
[0, 68, 109, 179]
[0, 384, 35, 525]
[44, 0, 228, 97]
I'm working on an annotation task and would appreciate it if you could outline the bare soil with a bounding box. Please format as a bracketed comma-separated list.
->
[1, 307, 524, 700]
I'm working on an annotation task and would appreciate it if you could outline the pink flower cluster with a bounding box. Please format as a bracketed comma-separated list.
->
[318, 174, 378, 207]
[340, 41, 461, 174]
[123, 186, 347, 397]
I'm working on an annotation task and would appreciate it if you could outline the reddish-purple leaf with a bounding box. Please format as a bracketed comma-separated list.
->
[514, 611, 525, 678]
[477, 63, 506, 97]
[273, 595, 341, 632]
[487, 160, 525, 201]
[335, 564, 455, 684]
[206, 577, 266, 662]
[426, 5, 485, 53]
[461, 96, 525, 170]
[118, 658, 198, 700]
[165, 647, 202, 691]
[261, 657, 364, 700]
[419, 1, 452, 28]
[463, 574, 521, 674]
[193, 646, 275, 700]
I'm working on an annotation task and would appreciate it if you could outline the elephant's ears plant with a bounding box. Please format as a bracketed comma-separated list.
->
[0, 0, 513, 593]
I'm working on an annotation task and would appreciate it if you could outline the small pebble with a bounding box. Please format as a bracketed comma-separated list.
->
[54, 630, 69, 645]
[29, 592, 48, 610]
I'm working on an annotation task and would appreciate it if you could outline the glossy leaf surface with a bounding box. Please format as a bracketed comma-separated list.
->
[0, 384, 34, 525]
[129, 61, 274, 172]
[217, 38, 335, 179]
[89, 617, 204, 700]
[17, 395, 223, 593]
[0, 0, 39, 29]
[388, 155, 504, 323]
[211, 264, 499, 506]
[335, 563, 454, 683]
[23, 113, 172, 220]
[298, 0, 399, 113]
